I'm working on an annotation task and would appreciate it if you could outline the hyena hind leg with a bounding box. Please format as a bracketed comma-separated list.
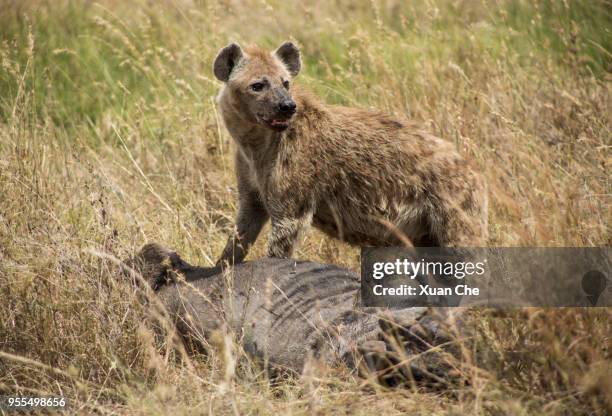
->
[418, 199, 488, 248]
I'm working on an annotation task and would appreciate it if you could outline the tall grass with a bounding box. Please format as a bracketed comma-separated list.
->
[0, 0, 610, 414]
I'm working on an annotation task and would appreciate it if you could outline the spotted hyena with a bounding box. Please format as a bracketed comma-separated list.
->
[212, 41, 487, 265]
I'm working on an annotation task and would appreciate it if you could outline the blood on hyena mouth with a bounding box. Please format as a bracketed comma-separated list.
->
[264, 117, 291, 131]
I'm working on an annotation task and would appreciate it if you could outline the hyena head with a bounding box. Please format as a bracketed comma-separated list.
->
[213, 42, 301, 132]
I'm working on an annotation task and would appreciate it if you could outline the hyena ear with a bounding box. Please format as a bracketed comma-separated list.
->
[275, 41, 301, 77]
[213, 42, 243, 82]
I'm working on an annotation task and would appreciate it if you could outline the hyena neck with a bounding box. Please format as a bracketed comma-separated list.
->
[292, 87, 329, 129]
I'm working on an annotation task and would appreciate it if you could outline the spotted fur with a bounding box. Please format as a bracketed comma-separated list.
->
[213, 42, 488, 265]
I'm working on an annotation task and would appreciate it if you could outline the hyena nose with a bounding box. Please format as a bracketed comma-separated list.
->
[278, 100, 296, 116]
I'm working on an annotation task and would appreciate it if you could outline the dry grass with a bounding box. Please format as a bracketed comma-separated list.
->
[0, 0, 610, 414]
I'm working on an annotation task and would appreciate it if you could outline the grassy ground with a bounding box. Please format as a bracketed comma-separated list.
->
[0, 0, 610, 414]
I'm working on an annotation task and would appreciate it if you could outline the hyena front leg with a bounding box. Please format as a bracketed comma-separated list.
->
[217, 190, 269, 266]
[266, 206, 314, 259]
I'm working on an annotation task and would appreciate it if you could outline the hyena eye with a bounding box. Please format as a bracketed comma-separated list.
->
[250, 82, 265, 92]
[282, 80, 290, 89]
